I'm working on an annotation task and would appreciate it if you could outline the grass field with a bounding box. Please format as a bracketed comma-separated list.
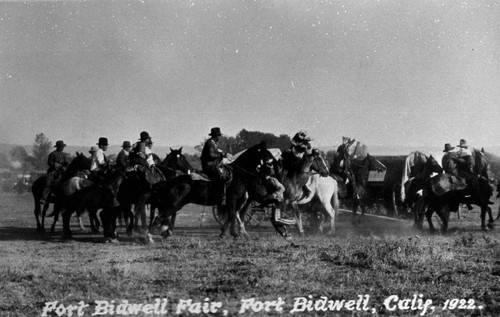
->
[0, 193, 499, 317]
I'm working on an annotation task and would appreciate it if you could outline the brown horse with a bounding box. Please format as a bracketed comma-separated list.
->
[153, 142, 275, 240]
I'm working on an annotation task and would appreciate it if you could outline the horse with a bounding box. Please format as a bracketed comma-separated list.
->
[348, 154, 388, 216]
[278, 150, 339, 236]
[32, 152, 95, 235]
[153, 141, 275, 239]
[413, 155, 495, 232]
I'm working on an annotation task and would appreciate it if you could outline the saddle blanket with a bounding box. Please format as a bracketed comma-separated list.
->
[430, 174, 467, 196]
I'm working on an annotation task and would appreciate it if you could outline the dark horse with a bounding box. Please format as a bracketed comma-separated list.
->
[413, 155, 495, 232]
[153, 142, 275, 239]
[349, 154, 388, 216]
[32, 152, 95, 235]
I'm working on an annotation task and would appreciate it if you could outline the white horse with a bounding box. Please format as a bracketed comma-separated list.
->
[280, 151, 340, 235]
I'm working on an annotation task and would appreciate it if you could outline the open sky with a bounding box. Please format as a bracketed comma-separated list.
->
[1, 0, 499, 150]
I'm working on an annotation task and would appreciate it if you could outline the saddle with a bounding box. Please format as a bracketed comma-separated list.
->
[135, 165, 166, 185]
[430, 173, 467, 196]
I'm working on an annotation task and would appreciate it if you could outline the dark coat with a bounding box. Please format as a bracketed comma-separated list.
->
[201, 138, 223, 172]
[115, 149, 131, 170]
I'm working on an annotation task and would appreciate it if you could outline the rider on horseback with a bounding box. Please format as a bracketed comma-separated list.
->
[116, 141, 133, 172]
[130, 131, 165, 184]
[90, 137, 109, 182]
[201, 127, 229, 205]
[40, 140, 70, 205]
[284, 131, 326, 198]
[454, 139, 490, 208]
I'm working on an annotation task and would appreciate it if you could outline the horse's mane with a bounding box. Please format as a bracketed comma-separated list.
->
[231, 141, 267, 168]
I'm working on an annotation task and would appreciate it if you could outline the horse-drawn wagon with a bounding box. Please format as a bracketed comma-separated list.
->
[361, 155, 409, 218]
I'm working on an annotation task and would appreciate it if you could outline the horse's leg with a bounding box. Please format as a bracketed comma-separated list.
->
[236, 199, 252, 239]
[487, 206, 494, 229]
[61, 208, 72, 239]
[34, 196, 42, 233]
[318, 192, 336, 235]
[41, 201, 51, 235]
[426, 207, 437, 234]
[439, 206, 450, 234]
[50, 202, 61, 235]
[290, 202, 305, 236]
[77, 213, 86, 231]
[228, 200, 240, 239]
[413, 197, 425, 230]
[219, 205, 231, 239]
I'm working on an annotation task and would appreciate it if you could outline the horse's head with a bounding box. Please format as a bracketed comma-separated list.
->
[64, 152, 91, 179]
[473, 148, 490, 178]
[364, 153, 386, 172]
[161, 147, 193, 174]
[423, 155, 443, 176]
[232, 141, 272, 173]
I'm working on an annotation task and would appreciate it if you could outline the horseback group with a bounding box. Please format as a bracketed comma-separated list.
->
[406, 139, 495, 232]
[34, 127, 338, 242]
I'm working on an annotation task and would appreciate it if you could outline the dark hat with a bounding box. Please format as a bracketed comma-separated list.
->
[209, 127, 222, 137]
[122, 141, 132, 148]
[54, 140, 66, 148]
[457, 139, 468, 148]
[139, 131, 152, 141]
[443, 143, 455, 152]
[97, 137, 109, 146]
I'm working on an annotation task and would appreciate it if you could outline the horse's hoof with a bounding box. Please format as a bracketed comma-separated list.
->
[487, 223, 494, 230]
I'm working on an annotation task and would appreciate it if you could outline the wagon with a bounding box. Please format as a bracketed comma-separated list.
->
[361, 155, 410, 218]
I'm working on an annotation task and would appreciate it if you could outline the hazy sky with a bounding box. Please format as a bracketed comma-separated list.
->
[1, 0, 499, 150]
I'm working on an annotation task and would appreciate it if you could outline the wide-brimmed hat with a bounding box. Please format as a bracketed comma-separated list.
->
[97, 137, 109, 146]
[443, 143, 455, 152]
[122, 141, 132, 148]
[139, 131, 152, 141]
[89, 145, 99, 154]
[209, 127, 222, 137]
[457, 139, 468, 148]
[54, 140, 66, 148]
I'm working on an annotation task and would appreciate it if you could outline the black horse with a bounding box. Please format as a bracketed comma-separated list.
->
[153, 142, 274, 239]
[413, 155, 495, 232]
[32, 152, 93, 235]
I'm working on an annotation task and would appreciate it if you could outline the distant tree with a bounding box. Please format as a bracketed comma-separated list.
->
[10, 146, 29, 170]
[198, 129, 292, 155]
[31, 133, 52, 170]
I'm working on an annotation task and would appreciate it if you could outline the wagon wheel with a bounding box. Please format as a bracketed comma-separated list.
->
[212, 203, 268, 226]
[244, 203, 269, 227]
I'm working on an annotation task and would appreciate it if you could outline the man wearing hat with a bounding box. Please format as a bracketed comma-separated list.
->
[130, 131, 153, 168]
[201, 127, 226, 179]
[290, 130, 312, 158]
[454, 139, 485, 208]
[90, 137, 109, 180]
[201, 127, 229, 204]
[441, 143, 457, 175]
[116, 141, 133, 171]
[41, 140, 70, 204]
